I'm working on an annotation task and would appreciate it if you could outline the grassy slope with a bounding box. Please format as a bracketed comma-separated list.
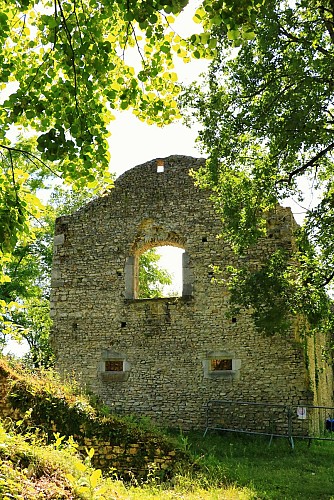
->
[1, 357, 333, 499]
[2, 424, 334, 500]
[0, 420, 256, 499]
[0, 356, 187, 474]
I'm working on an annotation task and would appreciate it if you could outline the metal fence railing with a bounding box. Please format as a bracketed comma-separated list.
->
[204, 400, 334, 448]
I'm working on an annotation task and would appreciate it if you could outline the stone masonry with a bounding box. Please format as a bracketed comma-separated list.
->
[50, 155, 333, 430]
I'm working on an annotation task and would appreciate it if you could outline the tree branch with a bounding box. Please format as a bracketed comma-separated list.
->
[73, 0, 84, 45]
[122, 0, 131, 59]
[321, 269, 334, 287]
[53, 0, 58, 48]
[8, 149, 20, 210]
[319, 5, 334, 45]
[57, 0, 80, 117]
[0, 144, 62, 178]
[276, 142, 334, 185]
[24, 50, 52, 95]
[131, 23, 145, 65]
[123, 21, 131, 59]
[279, 25, 329, 55]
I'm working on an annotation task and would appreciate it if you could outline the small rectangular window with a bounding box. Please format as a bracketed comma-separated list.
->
[203, 353, 240, 380]
[105, 360, 123, 372]
[211, 359, 233, 371]
[156, 159, 164, 172]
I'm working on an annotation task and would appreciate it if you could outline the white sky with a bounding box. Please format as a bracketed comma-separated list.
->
[108, 110, 203, 178]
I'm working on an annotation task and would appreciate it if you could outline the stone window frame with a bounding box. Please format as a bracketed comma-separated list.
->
[98, 350, 130, 382]
[124, 242, 193, 300]
[203, 350, 241, 380]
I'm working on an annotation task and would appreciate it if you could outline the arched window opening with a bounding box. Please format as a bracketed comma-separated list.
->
[138, 246, 185, 299]
[125, 245, 193, 300]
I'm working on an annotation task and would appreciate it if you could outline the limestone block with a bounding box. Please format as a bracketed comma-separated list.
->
[53, 234, 65, 246]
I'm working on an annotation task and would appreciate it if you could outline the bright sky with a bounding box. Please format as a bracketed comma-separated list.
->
[108, 110, 203, 178]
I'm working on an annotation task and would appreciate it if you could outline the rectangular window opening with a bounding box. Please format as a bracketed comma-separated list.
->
[156, 159, 164, 173]
[211, 359, 233, 371]
[105, 360, 123, 372]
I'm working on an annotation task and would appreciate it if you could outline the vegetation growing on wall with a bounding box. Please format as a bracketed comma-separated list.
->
[183, 0, 334, 336]
[0, 356, 186, 476]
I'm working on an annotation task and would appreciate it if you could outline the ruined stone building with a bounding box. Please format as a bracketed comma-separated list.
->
[50, 155, 333, 430]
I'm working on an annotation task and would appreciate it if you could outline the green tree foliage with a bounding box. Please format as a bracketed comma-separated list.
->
[183, 0, 334, 334]
[138, 248, 172, 298]
[0, 0, 266, 268]
[13, 297, 54, 367]
[2, 187, 100, 304]
[0, 187, 99, 366]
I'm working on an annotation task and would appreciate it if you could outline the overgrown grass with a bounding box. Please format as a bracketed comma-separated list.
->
[2, 420, 334, 499]
[0, 420, 255, 499]
[183, 431, 334, 500]
[1, 356, 333, 498]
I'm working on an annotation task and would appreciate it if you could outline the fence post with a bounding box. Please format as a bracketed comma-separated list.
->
[287, 406, 294, 449]
[203, 401, 209, 437]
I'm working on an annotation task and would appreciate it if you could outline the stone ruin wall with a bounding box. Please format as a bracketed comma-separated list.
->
[50, 155, 333, 430]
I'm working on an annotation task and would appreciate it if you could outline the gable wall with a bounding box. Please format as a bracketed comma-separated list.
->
[50, 155, 331, 429]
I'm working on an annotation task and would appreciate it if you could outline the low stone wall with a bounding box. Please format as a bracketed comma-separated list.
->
[78, 437, 178, 477]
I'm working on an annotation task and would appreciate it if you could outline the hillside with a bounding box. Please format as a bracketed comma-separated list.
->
[0, 356, 254, 499]
[1, 356, 333, 499]
[0, 356, 188, 477]
[0, 417, 259, 499]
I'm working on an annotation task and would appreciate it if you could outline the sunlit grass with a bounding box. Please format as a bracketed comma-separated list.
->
[184, 431, 334, 499]
[0, 421, 256, 500]
[1, 356, 333, 499]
